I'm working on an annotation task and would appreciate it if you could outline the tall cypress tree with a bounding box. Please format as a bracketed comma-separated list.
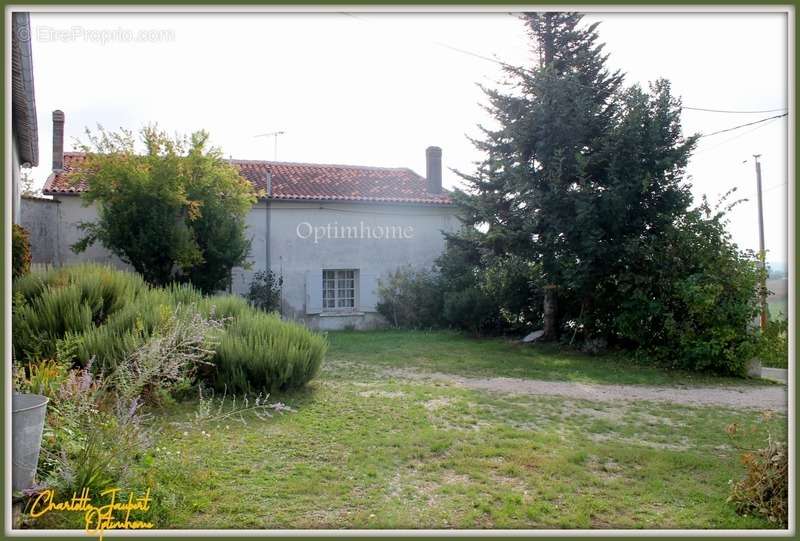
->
[451, 12, 696, 341]
[453, 12, 623, 339]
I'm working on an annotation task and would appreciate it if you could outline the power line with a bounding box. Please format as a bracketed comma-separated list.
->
[693, 115, 784, 155]
[344, 12, 788, 134]
[737, 181, 788, 198]
[763, 181, 788, 193]
[432, 40, 506, 67]
[343, 12, 513, 69]
[683, 106, 787, 114]
[698, 113, 788, 138]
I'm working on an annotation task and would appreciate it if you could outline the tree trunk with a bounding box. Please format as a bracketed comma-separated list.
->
[542, 284, 558, 341]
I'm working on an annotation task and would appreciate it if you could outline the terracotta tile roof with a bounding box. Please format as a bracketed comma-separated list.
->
[43, 152, 89, 194]
[43, 153, 452, 205]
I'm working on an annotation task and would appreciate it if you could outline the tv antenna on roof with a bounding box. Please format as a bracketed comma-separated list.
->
[254, 131, 285, 160]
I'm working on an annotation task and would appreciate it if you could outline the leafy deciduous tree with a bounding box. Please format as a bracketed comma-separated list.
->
[72, 126, 259, 292]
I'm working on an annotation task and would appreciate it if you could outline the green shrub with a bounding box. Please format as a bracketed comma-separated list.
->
[480, 255, 543, 332]
[436, 241, 516, 335]
[758, 318, 788, 369]
[14, 264, 327, 394]
[611, 205, 763, 375]
[75, 319, 149, 372]
[13, 285, 96, 361]
[12, 224, 32, 279]
[376, 249, 540, 335]
[246, 270, 283, 313]
[13, 263, 147, 305]
[165, 282, 204, 306]
[213, 311, 327, 393]
[376, 266, 443, 329]
[12, 264, 149, 364]
[201, 293, 251, 320]
[13, 271, 51, 302]
[443, 287, 501, 336]
[14, 263, 324, 517]
[75, 289, 194, 372]
[12, 265, 196, 370]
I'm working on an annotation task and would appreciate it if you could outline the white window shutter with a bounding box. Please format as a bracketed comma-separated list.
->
[305, 270, 323, 314]
[359, 272, 378, 312]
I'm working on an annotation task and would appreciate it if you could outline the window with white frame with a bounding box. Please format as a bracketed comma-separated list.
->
[322, 269, 357, 312]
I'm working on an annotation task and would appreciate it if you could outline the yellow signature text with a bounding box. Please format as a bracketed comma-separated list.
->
[29, 487, 154, 540]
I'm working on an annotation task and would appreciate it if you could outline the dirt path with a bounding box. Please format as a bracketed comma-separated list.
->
[386, 368, 788, 411]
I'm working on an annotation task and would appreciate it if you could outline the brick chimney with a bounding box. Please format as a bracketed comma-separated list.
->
[425, 146, 442, 194]
[52, 110, 65, 171]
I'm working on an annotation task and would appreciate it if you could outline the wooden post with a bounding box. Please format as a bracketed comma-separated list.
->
[753, 155, 769, 331]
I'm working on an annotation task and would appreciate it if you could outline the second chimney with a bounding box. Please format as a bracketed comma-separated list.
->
[425, 146, 442, 194]
[52, 110, 65, 171]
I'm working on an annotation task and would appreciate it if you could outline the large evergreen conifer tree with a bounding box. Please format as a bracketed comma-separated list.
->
[451, 12, 697, 340]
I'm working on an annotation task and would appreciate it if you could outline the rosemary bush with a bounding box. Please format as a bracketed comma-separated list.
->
[213, 311, 327, 393]
[14, 264, 327, 392]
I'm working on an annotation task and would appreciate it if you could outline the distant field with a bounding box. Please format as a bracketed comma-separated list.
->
[767, 278, 788, 319]
[767, 278, 787, 298]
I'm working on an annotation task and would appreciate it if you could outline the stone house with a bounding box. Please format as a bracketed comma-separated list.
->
[39, 112, 460, 330]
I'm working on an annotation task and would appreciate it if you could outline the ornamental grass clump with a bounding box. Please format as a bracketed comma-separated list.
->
[213, 311, 327, 393]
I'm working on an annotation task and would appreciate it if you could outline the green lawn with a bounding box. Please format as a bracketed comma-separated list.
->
[34, 331, 786, 529]
[324, 330, 770, 386]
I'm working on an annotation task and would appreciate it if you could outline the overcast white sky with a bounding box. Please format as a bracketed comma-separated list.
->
[26, 10, 789, 264]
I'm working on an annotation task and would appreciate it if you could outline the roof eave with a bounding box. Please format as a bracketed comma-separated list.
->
[261, 195, 454, 206]
[46, 190, 454, 207]
[11, 13, 39, 166]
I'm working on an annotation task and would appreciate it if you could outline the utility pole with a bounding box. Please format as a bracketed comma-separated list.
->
[255, 131, 285, 160]
[753, 154, 768, 331]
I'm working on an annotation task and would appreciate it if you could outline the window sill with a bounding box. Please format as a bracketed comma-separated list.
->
[319, 311, 365, 317]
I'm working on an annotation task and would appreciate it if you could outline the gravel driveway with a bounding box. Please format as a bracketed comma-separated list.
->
[387, 368, 788, 411]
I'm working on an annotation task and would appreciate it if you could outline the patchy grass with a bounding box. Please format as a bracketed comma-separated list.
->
[124, 331, 786, 529]
[30, 331, 786, 529]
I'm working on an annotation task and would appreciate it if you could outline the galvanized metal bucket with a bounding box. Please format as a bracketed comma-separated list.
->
[12, 393, 49, 492]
